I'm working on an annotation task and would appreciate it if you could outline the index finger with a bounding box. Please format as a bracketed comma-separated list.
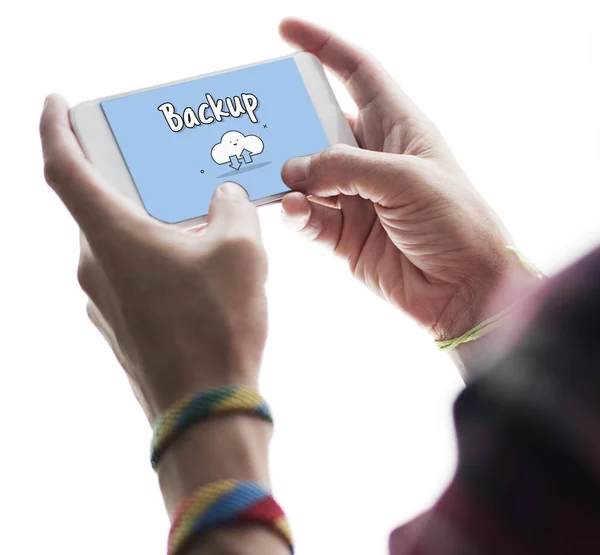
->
[279, 18, 420, 117]
[40, 94, 149, 238]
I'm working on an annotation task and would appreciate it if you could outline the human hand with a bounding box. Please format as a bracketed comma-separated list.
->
[40, 95, 268, 424]
[280, 19, 537, 341]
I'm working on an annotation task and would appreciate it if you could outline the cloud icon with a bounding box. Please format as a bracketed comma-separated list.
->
[211, 130, 264, 165]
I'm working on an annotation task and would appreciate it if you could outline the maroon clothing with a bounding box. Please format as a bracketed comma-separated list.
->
[390, 246, 600, 555]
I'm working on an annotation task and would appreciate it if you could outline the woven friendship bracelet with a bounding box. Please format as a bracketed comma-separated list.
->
[168, 480, 293, 555]
[151, 386, 272, 470]
[435, 297, 522, 351]
[435, 246, 545, 352]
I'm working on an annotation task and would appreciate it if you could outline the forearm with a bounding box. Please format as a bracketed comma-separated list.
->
[157, 415, 289, 555]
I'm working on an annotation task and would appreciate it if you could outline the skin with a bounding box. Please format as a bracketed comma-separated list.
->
[39, 17, 542, 555]
[41, 93, 283, 554]
[279, 20, 540, 349]
[277, 19, 542, 376]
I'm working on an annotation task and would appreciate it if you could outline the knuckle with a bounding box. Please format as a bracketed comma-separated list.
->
[77, 258, 94, 297]
[43, 152, 74, 190]
[43, 157, 62, 187]
[319, 143, 352, 166]
[313, 144, 355, 187]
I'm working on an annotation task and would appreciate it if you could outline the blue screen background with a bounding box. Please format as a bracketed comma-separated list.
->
[101, 57, 330, 223]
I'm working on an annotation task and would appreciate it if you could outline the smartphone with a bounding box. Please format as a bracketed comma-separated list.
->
[71, 53, 357, 230]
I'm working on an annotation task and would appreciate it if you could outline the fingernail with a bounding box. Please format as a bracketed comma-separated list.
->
[219, 182, 248, 197]
[282, 156, 311, 184]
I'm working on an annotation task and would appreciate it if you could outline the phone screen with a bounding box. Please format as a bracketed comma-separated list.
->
[101, 57, 330, 223]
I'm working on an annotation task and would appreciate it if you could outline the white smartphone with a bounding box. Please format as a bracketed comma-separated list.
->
[71, 52, 357, 230]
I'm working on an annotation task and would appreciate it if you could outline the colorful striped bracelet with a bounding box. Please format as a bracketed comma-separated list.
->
[168, 480, 293, 555]
[151, 385, 273, 470]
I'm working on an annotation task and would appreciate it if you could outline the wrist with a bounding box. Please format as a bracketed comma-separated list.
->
[435, 250, 542, 376]
[183, 528, 290, 555]
[137, 360, 261, 425]
[158, 414, 272, 521]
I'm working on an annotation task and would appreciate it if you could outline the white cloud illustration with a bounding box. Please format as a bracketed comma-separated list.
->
[211, 131, 264, 165]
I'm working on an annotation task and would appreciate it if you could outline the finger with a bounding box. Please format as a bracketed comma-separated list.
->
[40, 94, 149, 238]
[279, 18, 420, 116]
[282, 144, 420, 206]
[308, 194, 340, 209]
[207, 182, 261, 241]
[281, 192, 343, 250]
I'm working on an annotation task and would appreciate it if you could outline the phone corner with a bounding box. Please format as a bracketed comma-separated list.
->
[70, 99, 98, 128]
[293, 50, 321, 66]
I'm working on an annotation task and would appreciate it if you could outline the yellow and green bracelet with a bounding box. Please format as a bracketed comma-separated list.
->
[435, 246, 545, 352]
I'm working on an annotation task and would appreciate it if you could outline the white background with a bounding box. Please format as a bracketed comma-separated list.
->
[1, 1, 599, 554]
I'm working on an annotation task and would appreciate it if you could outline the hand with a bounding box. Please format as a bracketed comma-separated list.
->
[280, 19, 536, 340]
[40, 95, 268, 424]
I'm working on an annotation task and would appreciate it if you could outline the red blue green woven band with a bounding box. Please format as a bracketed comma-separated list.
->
[151, 385, 273, 470]
[168, 480, 293, 555]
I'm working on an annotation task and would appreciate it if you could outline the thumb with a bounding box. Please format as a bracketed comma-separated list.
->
[281, 144, 419, 206]
[207, 182, 261, 241]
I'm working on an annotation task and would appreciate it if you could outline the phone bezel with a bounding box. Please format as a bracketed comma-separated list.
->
[70, 52, 357, 231]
